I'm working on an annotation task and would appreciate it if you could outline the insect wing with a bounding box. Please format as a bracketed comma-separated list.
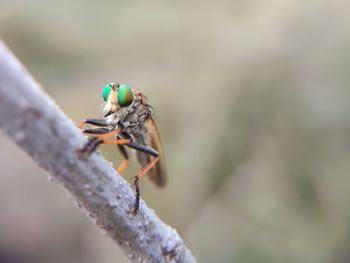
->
[144, 116, 167, 187]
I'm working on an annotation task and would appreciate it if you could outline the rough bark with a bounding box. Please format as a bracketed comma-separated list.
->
[0, 41, 196, 263]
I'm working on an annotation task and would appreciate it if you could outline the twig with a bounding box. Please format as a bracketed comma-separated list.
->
[0, 41, 196, 263]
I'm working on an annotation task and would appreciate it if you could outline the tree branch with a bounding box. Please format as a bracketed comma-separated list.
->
[0, 41, 196, 263]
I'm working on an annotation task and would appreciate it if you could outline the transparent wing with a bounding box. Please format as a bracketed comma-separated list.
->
[144, 116, 167, 187]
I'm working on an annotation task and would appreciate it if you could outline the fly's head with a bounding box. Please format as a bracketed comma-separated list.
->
[102, 82, 134, 117]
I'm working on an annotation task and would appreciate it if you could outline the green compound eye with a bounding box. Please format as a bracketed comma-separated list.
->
[102, 82, 115, 101]
[118, 84, 133, 107]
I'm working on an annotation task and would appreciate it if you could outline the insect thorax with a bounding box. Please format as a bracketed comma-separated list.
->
[105, 99, 152, 136]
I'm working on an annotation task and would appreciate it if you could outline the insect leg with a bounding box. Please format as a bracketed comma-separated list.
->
[78, 137, 103, 156]
[78, 129, 121, 156]
[124, 142, 160, 215]
[131, 155, 160, 215]
[93, 129, 121, 140]
[79, 133, 130, 157]
[82, 128, 110, 134]
[116, 142, 129, 174]
[79, 118, 108, 128]
[126, 142, 159, 157]
[78, 129, 131, 174]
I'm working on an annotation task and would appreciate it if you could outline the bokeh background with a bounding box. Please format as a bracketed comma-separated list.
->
[1, 1, 350, 262]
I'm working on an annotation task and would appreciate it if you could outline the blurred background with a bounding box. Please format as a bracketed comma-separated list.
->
[1, 1, 350, 262]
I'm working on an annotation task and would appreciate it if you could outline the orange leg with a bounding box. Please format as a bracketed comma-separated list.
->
[78, 131, 126, 157]
[93, 130, 121, 140]
[136, 156, 160, 181]
[79, 121, 87, 128]
[117, 159, 129, 174]
[102, 138, 130, 145]
[79, 119, 108, 129]
[131, 156, 160, 215]
[103, 138, 130, 174]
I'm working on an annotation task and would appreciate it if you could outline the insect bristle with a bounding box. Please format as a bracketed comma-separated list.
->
[98, 102, 106, 109]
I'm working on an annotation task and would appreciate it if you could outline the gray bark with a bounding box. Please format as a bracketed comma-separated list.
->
[0, 41, 196, 263]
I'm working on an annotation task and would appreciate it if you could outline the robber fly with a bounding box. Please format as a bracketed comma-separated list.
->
[78, 82, 166, 215]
